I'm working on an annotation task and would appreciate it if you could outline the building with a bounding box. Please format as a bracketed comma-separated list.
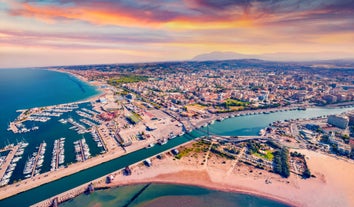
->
[337, 143, 351, 155]
[349, 114, 354, 126]
[323, 95, 337, 104]
[99, 97, 107, 104]
[349, 138, 354, 149]
[327, 115, 349, 129]
[300, 129, 316, 141]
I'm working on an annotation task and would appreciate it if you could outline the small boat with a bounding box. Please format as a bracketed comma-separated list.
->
[158, 139, 168, 145]
[144, 159, 152, 167]
[145, 143, 155, 149]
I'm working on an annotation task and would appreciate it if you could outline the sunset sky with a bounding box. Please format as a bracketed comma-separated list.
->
[0, 0, 353, 68]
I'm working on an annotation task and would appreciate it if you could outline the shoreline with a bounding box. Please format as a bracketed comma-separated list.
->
[103, 179, 298, 207]
[47, 68, 104, 104]
[12, 68, 104, 113]
[85, 147, 354, 207]
[1, 68, 353, 205]
[32, 139, 354, 207]
[2, 104, 353, 202]
[32, 140, 298, 207]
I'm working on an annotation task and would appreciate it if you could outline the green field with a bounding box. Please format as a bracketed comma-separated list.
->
[224, 98, 249, 107]
[254, 150, 274, 161]
[108, 75, 148, 85]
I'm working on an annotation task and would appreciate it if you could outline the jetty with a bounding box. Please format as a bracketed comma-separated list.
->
[74, 138, 90, 162]
[0, 145, 20, 180]
[51, 138, 65, 171]
[30, 142, 46, 178]
[7, 122, 19, 134]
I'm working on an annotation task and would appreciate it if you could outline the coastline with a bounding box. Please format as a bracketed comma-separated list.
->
[1, 68, 353, 206]
[104, 177, 297, 207]
[2, 103, 353, 203]
[34, 139, 354, 207]
[10, 68, 104, 113]
[32, 139, 297, 207]
[91, 148, 354, 207]
[47, 68, 104, 104]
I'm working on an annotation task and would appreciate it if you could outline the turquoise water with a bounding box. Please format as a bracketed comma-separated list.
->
[0, 68, 352, 206]
[0, 69, 100, 146]
[61, 184, 291, 207]
[206, 107, 352, 136]
[0, 107, 351, 206]
[0, 69, 101, 183]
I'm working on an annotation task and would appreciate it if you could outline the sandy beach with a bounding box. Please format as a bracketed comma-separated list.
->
[2, 69, 353, 207]
[0, 139, 150, 200]
[88, 142, 354, 207]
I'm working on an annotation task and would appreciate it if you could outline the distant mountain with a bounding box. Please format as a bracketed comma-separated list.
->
[192, 51, 354, 62]
[192, 51, 256, 61]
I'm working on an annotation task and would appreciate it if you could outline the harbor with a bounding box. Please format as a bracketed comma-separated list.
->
[74, 138, 91, 162]
[23, 141, 47, 178]
[50, 138, 65, 171]
[0, 142, 28, 186]
[0, 102, 105, 186]
[0, 107, 353, 206]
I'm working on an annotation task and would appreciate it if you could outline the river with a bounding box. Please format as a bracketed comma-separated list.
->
[0, 106, 352, 206]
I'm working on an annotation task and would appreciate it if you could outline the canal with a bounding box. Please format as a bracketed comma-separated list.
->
[0, 107, 352, 206]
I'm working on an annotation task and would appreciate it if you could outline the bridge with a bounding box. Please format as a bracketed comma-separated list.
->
[185, 120, 270, 143]
[210, 135, 269, 143]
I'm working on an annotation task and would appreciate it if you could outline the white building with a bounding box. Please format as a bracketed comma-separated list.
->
[327, 115, 349, 129]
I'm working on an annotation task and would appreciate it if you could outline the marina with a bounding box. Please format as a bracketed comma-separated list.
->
[50, 138, 65, 171]
[67, 118, 88, 134]
[90, 129, 106, 152]
[23, 141, 46, 178]
[0, 106, 352, 206]
[0, 142, 28, 186]
[7, 103, 81, 134]
[74, 138, 91, 162]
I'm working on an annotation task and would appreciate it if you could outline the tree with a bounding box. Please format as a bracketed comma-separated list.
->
[303, 168, 311, 179]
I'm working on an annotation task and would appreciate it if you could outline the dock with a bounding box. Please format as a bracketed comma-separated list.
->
[31, 142, 45, 177]
[0, 145, 19, 179]
[51, 140, 60, 171]
[7, 122, 19, 134]
[30, 182, 89, 207]
[50, 138, 64, 171]
[78, 139, 85, 161]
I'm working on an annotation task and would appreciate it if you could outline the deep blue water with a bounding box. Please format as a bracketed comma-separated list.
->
[0, 68, 352, 207]
[61, 184, 291, 207]
[0, 69, 101, 183]
[0, 69, 99, 140]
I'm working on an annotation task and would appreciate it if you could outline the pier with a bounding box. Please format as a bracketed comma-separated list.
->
[0, 145, 19, 180]
[30, 182, 90, 207]
[7, 122, 19, 134]
[74, 138, 90, 162]
[31, 142, 45, 177]
[78, 139, 85, 161]
[50, 138, 65, 171]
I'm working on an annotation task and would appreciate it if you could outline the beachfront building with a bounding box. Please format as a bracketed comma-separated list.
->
[327, 115, 349, 129]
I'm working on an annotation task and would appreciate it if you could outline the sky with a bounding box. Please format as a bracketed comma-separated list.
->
[0, 0, 353, 68]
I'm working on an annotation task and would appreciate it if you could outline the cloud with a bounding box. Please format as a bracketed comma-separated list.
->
[7, 0, 188, 28]
[1, 0, 354, 68]
[0, 28, 175, 51]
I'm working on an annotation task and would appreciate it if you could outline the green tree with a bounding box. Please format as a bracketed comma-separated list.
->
[303, 168, 311, 179]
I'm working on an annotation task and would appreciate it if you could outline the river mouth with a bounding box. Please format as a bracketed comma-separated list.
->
[1, 106, 352, 206]
[60, 183, 292, 207]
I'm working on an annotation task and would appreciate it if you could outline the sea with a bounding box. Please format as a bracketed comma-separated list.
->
[60, 184, 291, 207]
[0, 68, 352, 206]
[0, 68, 101, 183]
